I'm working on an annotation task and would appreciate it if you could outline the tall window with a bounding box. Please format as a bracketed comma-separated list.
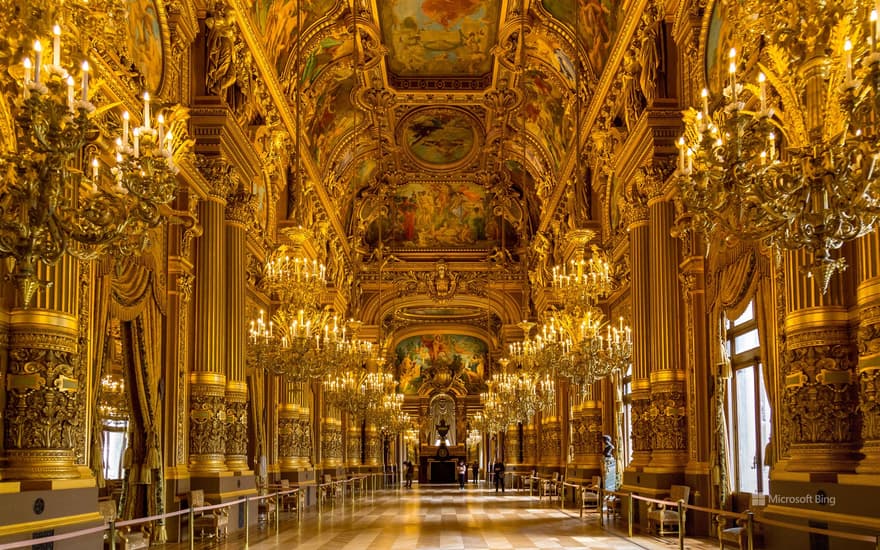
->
[726, 301, 771, 494]
[102, 419, 129, 481]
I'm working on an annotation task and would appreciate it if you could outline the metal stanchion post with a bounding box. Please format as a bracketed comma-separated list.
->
[276, 493, 280, 533]
[598, 487, 604, 527]
[678, 499, 685, 550]
[318, 485, 323, 515]
[627, 493, 634, 538]
[109, 520, 116, 550]
[747, 511, 755, 550]
[189, 506, 195, 550]
[244, 496, 250, 549]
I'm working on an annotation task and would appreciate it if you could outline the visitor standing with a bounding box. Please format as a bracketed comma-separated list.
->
[493, 459, 505, 492]
[404, 460, 413, 488]
[472, 461, 479, 484]
[458, 460, 467, 489]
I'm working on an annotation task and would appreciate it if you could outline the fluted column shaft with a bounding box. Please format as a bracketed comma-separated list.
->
[781, 248, 859, 472]
[856, 230, 880, 473]
[3, 252, 84, 480]
[189, 192, 228, 473]
[224, 194, 249, 471]
[627, 197, 652, 469]
[647, 198, 688, 472]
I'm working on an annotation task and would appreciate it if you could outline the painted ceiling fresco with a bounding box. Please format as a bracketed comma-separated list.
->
[399, 108, 481, 169]
[395, 334, 488, 395]
[540, 0, 622, 77]
[387, 181, 493, 248]
[377, 0, 502, 77]
[248, 0, 338, 76]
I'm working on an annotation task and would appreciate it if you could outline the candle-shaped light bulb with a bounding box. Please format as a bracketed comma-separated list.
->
[758, 72, 766, 112]
[728, 47, 737, 103]
[844, 38, 853, 82]
[52, 24, 61, 66]
[122, 111, 130, 147]
[91, 157, 99, 179]
[768, 132, 776, 160]
[143, 92, 151, 129]
[133, 127, 141, 158]
[33, 41, 42, 84]
[165, 131, 173, 155]
[81, 61, 90, 100]
[701, 87, 709, 116]
[22, 57, 32, 85]
[66, 75, 74, 109]
[157, 113, 165, 147]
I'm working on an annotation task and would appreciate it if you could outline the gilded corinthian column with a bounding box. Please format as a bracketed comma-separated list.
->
[855, 230, 880, 473]
[3, 255, 85, 480]
[626, 185, 652, 471]
[781, 249, 859, 473]
[224, 189, 251, 472]
[647, 194, 688, 472]
[189, 158, 232, 474]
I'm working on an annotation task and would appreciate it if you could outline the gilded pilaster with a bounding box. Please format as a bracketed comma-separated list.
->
[856, 230, 880, 473]
[224, 190, 251, 472]
[571, 401, 602, 470]
[189, 158, 233, 473]
[522, 424, 537, 466]
[224, 381, 248, 472]
[321, 416, 343, 467]
[189, 371, 227, 474]
[3, 311, 82, 480]
[782, 296, 859, 472]
[647, 196, 688, 472]
[626, 180, 652, 469]
[347, 422, 362, 467]
[278, 403, 299, 471]
[539, 416, 562, 467]
[364, 424, 381, 467]
[505, 424, 521, 465]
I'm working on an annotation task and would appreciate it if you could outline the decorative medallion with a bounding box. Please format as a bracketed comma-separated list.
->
[398, 107, 482, 171]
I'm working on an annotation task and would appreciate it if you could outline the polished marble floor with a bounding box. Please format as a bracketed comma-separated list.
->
[171, 484, 720, 549]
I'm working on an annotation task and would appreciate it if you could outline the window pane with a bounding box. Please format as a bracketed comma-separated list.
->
[734, 329, 760, 354]
[732, 302, 754, 327]
[103, 428, 128, 481]
[735, 367, 758, 493]
[758, 365, 772, 494]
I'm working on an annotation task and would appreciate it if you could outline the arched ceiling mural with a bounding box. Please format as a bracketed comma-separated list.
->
[234, 0, 630, 338]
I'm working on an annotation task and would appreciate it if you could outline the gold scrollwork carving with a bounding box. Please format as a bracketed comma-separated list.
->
[189, 392, 227, 457]
[649, 391, 688, 452]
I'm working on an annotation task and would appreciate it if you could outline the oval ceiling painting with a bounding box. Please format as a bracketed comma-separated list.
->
[399, 107, 480, 170]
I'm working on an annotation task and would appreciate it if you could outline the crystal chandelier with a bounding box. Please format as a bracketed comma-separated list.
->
[551, 244, 615, 310]
[0, 33, 178, 306]
[676, 0, 880, 293]
[487, 358, 555, 424]
[374, 392, 411, 435]
[477, 392, 509, 434]
[263, 227, 327, 308]
[323, 367, 394, 419]
[548, 245, 632, 386]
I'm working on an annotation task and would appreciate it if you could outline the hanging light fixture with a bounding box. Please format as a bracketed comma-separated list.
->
[676, 0, 880, 293]
[0, 31, 178, 306]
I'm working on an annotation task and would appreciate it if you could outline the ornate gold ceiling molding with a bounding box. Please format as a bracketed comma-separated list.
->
[538, 0, 655, 236]
[228, 0, 351, 258]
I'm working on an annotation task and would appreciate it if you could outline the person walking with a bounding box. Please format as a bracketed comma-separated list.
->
[404, 460, 413, 488]
[493, 459, 505, 493]
[472, 461, 479, 484]
[458, 460, 467, 489]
